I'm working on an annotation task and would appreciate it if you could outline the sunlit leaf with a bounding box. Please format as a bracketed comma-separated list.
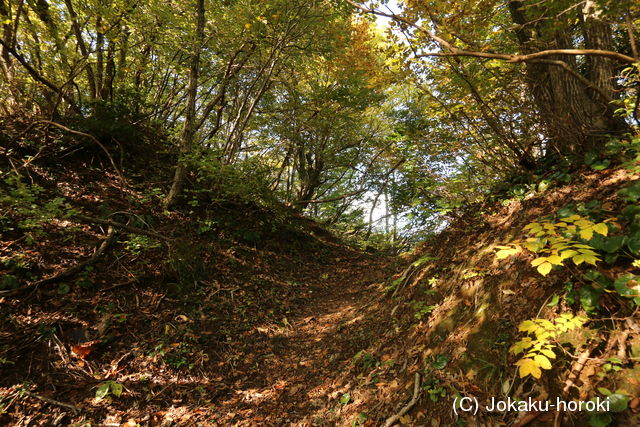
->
[515, 358, 542, 378]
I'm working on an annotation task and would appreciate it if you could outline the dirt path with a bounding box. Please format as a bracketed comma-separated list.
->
[1, 228, 399, 426]
[210, 250, 393, 426]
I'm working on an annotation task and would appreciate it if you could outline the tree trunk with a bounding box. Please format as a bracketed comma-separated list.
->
[508, 0, 629, 156]
[64, 0, 96, 99]
[164, 0, 205, 209]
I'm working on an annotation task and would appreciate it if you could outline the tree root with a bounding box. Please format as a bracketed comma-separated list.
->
[73, 214, 171, 241]
[34, 120, 127, 186]
[0, 226, 117, 297]
[384, 372, 421, 427]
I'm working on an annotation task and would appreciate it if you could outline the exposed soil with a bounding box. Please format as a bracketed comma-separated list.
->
[0, 160, 406, 426]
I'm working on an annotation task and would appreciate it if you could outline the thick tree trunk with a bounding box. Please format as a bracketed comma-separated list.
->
[164, 0, 205, 209]
[508, 1, 629, 156]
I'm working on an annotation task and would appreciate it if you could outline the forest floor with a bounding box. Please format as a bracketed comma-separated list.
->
[0, 153, 412, 426]
[1, 229, 410, 426]
[3, 134, 640, 426]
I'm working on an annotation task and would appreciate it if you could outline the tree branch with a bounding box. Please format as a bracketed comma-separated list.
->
[0, 38, 79, 111]
[344, 0, 637, 64]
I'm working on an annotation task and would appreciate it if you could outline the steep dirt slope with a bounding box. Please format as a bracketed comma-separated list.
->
[314, 167, 640, 426]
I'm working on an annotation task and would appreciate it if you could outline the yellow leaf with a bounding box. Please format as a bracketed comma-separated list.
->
[582, 254, 599, 265]
[496, 247, 519, 259]
[531, 257, 547, 267]
[593, 223, 608, 236]
[534, 354, 552, 370]
[540, 349, 556, 359]
[518, 320, 536, 332]
[560, 250, 578, 259]
[573, 254, 585, 265]
[579, 228, 593, 240]
[546, 255, 563, 265]
[537, 262, 552, 276]
[516, 358, 542, 378]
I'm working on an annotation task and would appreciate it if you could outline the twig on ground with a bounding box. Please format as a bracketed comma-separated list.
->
[22, 391, 79, 414]
[384, 372, 421, 427]
[553, 347, 595, 427]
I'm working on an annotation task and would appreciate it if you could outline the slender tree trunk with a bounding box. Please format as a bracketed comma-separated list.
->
[64, 0, 96, 99]
[164, 0, 205, 209]
[95, 14, 104, 99]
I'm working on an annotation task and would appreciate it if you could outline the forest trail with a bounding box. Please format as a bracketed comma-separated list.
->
[208, 249, 394, 425]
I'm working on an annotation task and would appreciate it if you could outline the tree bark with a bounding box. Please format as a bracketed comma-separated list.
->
[508, 0, 629, 156]
[164, 0, 205, 209]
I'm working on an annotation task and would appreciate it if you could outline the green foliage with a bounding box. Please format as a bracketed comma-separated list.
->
[124, 234, 162, 256]
[422, 377, 447, 402]
[412, 301, 435, 320]
[95, 381, 123, 400]
[586, 388, 632, 427]
[352, 350, 379, 372]
[429, 354, 449, 370]
[613, 275, 640, 306]
[339, 393, 351, 405]
[0, 274, 20, 291]
[0, 174, 78, 236]
[509, 313, 587, 379]
[618, 180, 640, 203]
[190, 154, 277, 207]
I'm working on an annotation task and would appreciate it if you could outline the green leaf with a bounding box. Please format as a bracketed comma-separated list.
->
[589, 234, 625, 254]
[579, 286, 601, 313]
[57, 283, 71, 295]
[605, 393, 630, 412]
[614, 275, 640, 301]
[431, 354, 449, 370]
[627, 231, 640, 256]
[597, 387, 612, 396]
[587, 413, 612, 427]
[0, 274, 20, 290]
[547, 294, 560, 307]
[110, 381, 123, 397]
[618, 181, 640, 203]
[95, 382, 110, 399]
[340, 393, 351, 405]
